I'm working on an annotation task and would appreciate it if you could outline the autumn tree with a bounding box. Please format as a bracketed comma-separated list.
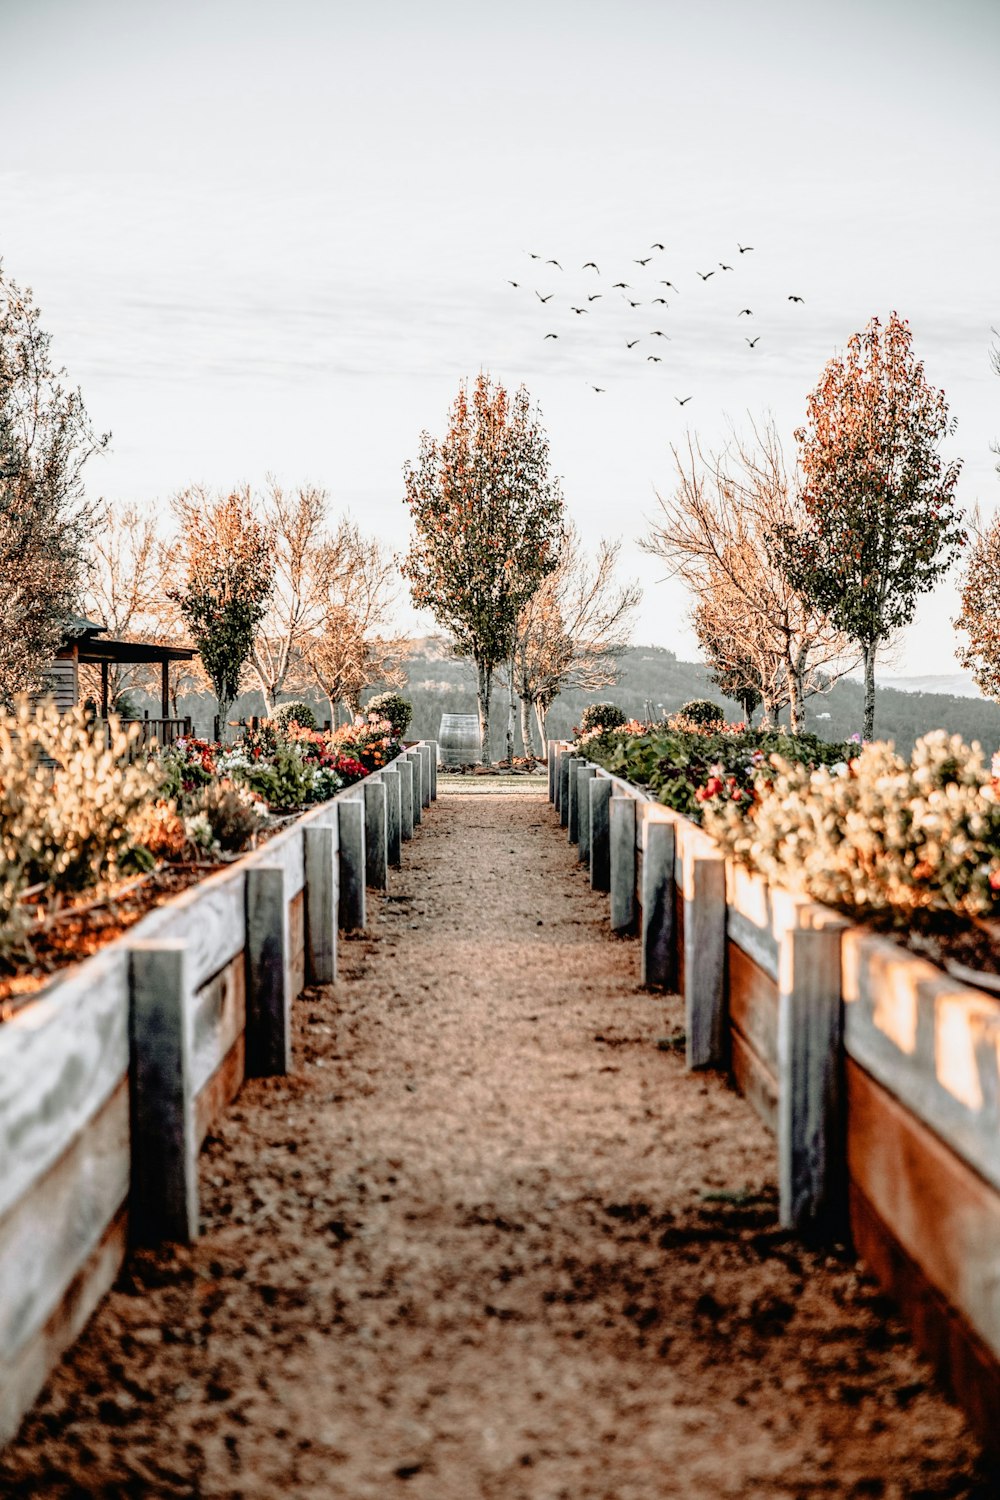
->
[0, 265, 108, 704]
[955, 510, 1000, 701]
[402, 374, 564, 764]
[248, 479, 348, 715]
[307, 522, 408, 722]
[774, 312, 964, 740]
[691, 596, 763, 723]
[166, 486, 274, 738]
[513, 527, 640, 754]
[643, 421, 851, 732]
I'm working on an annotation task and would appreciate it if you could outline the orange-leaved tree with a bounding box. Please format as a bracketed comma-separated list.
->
[401, 374, 564, 764]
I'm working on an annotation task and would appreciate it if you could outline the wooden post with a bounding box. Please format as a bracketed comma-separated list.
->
[129, 939, 198, 1245]
[338, 798, 366, 930]
[160, 659, 169, 719]
[364, 778, 388, 890]
[427, 741, 438, 800]
[590, 776, 612, 892]
[407, 750, 423, 824]
[245, 865, 292, 1076]
[684, 836, 727, 1070]
[577, 766, 597, 863]
[304, 820, 338, 985]
[382, 766, 402, 866]
[566, 756, 584, 843]
[398, 756, 414, 841]
[557, 750, 572, 824]
[417, 745, 432, 809]
[610, 795, 637, 933]
[778, 925, 846, 1239]
[641, 819, 676, 988]
[100, 659, 110, 718]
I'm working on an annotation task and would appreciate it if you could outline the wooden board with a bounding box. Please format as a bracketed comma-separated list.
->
[674, 876, 685, 998]
[130, 864, 246, 993]
[0, 947, 130, 1221]
[0, 1077, 129, 1365]
[243, 824, 305, 898]
[194, 1034, 246, 1149]
[191, 952, 247, 1098]
[288, 888, 306, 999]
[847, 1059, 1000, 1363]
[0, 1202, 128, 1446]
[730, 1027, 778, 1135]
[728, 940, 779, 1076]
[726, 864, 780, 980]
[843, 929, 1000, 1194]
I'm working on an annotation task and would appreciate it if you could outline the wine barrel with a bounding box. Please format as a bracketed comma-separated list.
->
[439, 712, 482, 767]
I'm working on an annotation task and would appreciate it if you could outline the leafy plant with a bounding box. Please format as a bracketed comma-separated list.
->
[580, 702, 627, 734]
[272, 700, 317, 732]
[679, 698, 725, 727]
[365, 691, 412, 738]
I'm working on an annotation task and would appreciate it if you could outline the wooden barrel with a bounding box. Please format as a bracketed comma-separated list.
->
[439, 712, 481, 766]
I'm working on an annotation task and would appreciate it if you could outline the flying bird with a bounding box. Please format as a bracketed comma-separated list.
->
[746, 336, 760, 348]
[647, 355, 662, 362]
[675, 395, 692, 405]
[570, 306, 588, 314]
[651, 330, 670, 338]
[719, 262, 734, 271]
[546, 259, 563, 269]
[625, 298, 641, 307]
[737, 308, 753, 316]
[634, 257, 652, 266]
[587, 293, 603, 301]
[583, 261, 600, 272]
[737, 243, 754, 253]
[788, 294, 805, 303]
[652, 297, 668, 305]
[528, 252, 542, 259]
[507, 281, 520, 287]
[536, 291, 554, 303]
[612, 281, 630, 289]
[590, 385, 606, 392]
[543, 333, 559, 339]
[659, 281, 679, 292]
[697, 270, 715, 280]
[651, 242, 666, 250]
[626, 339, 640, 348]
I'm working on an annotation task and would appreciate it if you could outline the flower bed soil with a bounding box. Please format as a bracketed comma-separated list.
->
[0, 793, 993, 1498]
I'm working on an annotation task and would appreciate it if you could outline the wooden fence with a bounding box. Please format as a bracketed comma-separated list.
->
[550, 739, 1000, 1452]
[0, 743, 438, 1446]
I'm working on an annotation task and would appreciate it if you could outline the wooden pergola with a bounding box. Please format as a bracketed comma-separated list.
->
[56, 616, 197, 718]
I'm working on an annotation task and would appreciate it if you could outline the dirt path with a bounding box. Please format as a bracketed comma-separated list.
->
[1, 791, 993, 1499]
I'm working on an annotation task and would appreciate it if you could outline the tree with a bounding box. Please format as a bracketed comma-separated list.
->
[166, 486, 274, 738]
[0, 265, 108, 704]
[402, 373, 564, 764]
[247, 479, 348, 714]
[642, 421, 851, 732]
[691, 597, 763, 723]
[307, 522, 408, 722]
[774, 312, 964, 739]
[955, 510, 1000, 701]
[513, 527, 640, 754]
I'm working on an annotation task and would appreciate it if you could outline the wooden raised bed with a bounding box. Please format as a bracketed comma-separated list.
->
[550, 739, 1000, 1452]
[0, 743, 438, 1447]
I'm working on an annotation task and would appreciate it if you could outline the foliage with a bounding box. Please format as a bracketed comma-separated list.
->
[579, 721, 850, 821]
[773, 312, 964, 739]
[0, 266, 109, 705]
[166, 486, 274, 733]
[272, 700, 317, 732]
[704, 732, 1000, 921]
[402, 372, 565, 761]
[955, 510, 1000, 702]
[185, 781, 266, 854]
[680, 698, 725, 727]
[129, 799, 191, 862]
[365, 691, 412, 738]
[579, 701, 627, 733]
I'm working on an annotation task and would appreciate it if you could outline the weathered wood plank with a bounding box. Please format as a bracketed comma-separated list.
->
[288, 888, 306, 999]
[610, 794, 637, 934]
[364, 778, 388, 891]
[0, 947, 130, 1222]
[398, 756, 414, 842]
[242, 822, 305, 898]
[566, 756, 584, 842]
[337, 797, 366, 930]
[557, 750, 571, 822]
[843, 929, 1000, 1194]
[304, 821, 338, 985]
[726, 863, 779, 981]
[730, 1028, 778, 1135]
[245, 865, 292, 1078]
[847, 1059, 1000, 1361]
[417, 745, 432, 809]
[130, 865, 246, 992]
[641, 820, 676, 989]
[576, 766, 597, 864]
[0, 1203, 128, 1447]
[406, 751, 423, 825]
[684, 832, 728, 1071]
[0, 1077, 129, 1364]
[589, 776, 612, 892]
[194, 1034, 246, 1149]
[382, 767, 402, 867]
[426, 741, 438, 800]
[191, 952, 246, 1097]
[728, 941, 779, 1076]
[128, 940, 198, 1245]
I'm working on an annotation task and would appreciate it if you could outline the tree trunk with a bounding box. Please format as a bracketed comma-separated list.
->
[863, 641, 876, 741]
[505, 650, 516, 763]
[216, 693, 234, 744]
[787, 653, 803, 735]
[520, 696, 536, 760]
[533, 699, 547, 754]
[477, 659, 493, 766]
[759, 696, 775, 730]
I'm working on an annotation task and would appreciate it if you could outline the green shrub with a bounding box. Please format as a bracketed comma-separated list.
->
[239, 742, 314, 810]
[679, 698, 726, 727]
[365, 691, 412, 738]
[580, 702, 627, 733]
[272, 701, 317, 733]
[186, 781, 265, 853]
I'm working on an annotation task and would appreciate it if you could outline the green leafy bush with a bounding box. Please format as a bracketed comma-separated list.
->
[272, 701, 317, 733]
[238, 742, 315, 810]
[365, 692, 412, 738]
[579, 702, 627, 734]
[679, 698, 726, 727]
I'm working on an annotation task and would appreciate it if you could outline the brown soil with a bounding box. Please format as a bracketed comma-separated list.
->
[1, 793, 994, 1499]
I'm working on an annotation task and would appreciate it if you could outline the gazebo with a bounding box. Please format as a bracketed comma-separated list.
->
[47, 614, 198, 743]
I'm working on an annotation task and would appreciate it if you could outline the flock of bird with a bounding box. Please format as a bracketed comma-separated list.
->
[507, 241, 806, 400]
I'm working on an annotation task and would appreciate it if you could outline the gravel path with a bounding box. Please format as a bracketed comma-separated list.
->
[0, 791, 993, 1498]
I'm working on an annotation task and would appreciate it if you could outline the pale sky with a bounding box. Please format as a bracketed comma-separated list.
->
[2, 0, 998, 675]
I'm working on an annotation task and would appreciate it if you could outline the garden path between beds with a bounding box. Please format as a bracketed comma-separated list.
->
[0, 790, 992, 1499]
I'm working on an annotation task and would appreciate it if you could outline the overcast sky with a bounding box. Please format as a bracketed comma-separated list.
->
[2, 0, 998, 676]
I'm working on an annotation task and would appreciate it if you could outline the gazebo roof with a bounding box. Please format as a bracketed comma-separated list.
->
[57, 619, 196, 665]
